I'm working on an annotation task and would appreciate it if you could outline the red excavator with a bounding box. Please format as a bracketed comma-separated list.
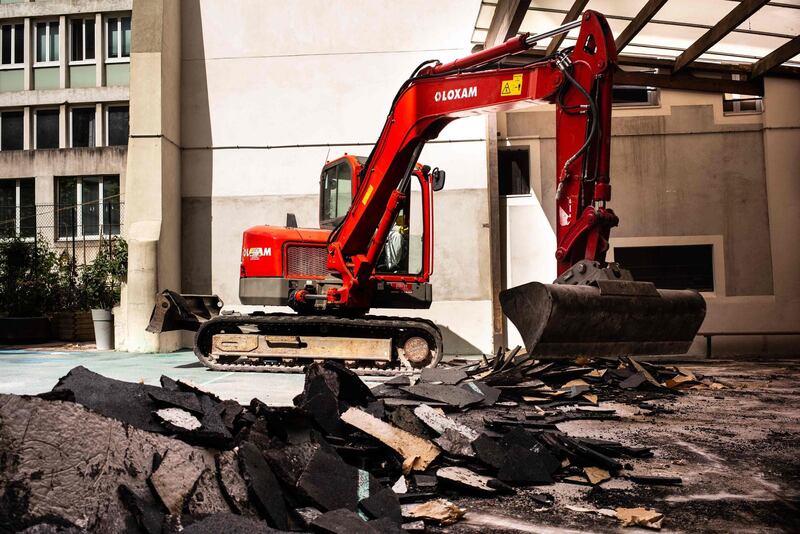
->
[148, 11, 706, 374]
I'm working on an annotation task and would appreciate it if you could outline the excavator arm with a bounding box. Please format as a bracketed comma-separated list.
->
[325, 11, 617, 308]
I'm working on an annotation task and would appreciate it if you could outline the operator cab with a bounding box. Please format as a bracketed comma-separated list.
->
[319, 155, 435, 278]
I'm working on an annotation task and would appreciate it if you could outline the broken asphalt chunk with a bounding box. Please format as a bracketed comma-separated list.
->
[147, 449, 207, 514]
[419, 367, 468, 385]
[117, 484, 165, 534]
[359, 487, 402, 523]
[340, 407, 440, 472]
[311, 508, 379, 534]
[181, 513, 284, 534]
[436, 466, 510, 495]
[626, 474, 682, 486]
[413, 405, 479, 441]
[148, 387, 203, 414]
[400, 383, 484, 408]
[238, 442, 289, 529]
[296, 447, 381, 512]
[155, 407, 202, 431]
[472, 434, 506, 469]
[216, 450, 256, 516]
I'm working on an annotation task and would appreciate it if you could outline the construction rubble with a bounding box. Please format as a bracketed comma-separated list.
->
[0, 351, 726, 533]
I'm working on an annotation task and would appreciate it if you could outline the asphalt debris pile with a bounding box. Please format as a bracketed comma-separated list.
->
[0, 355, 710, 532]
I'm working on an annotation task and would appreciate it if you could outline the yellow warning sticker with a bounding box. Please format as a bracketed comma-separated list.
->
[500, 73, 523, 96]
[362, 184, 374, 205]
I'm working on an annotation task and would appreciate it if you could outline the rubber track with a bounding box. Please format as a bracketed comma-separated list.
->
[193, 313, 443, 376]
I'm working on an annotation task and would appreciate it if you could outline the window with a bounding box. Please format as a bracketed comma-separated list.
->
[35, 21, 59, 64]
[106, 105, 129, 146]
[0, 178, 35, 239]
[71, 107, 95, 147]
[723, 93, 763, 114]
[613, 85, 658, 107]
[614, 244, 714, 292]
[57, 176, 120, 238]
[376, 178, 424, 275]
[35, 109, 59, 149]
[320, 160, 353, 225]
[498, 148, 530, 196]
[1, 110, 23, 150]
[70, 18, 95, 62]
[106, 16, 131, 60]
[0, 23, 23, 66]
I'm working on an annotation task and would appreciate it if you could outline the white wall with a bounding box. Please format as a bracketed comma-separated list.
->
[180, 0, 495, 353]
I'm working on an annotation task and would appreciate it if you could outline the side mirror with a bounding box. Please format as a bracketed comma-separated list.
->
[432, 167, 446, 192]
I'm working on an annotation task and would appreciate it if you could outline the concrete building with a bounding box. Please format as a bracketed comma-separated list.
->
[0, 0, 130, 265]
[116, 0, 798, 357]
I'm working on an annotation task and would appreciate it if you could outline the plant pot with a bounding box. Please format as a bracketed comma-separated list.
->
[91, 308, 114, 350]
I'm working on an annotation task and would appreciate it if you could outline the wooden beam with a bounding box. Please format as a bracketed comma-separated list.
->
[750, 36, 800, 79]
[614, 0, 668, 52]
[513, 48, 800, 79]
[673, 0, 770, 72]
[615, 68, 765, 96]
[544, 0, 589, 56]
[484, 0, 532, 47]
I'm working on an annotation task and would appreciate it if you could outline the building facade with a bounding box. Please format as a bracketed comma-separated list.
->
[0, 0, 130, 265]
[115, 0, 798, 356]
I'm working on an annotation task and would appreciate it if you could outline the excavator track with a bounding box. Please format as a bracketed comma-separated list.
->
[193, 313, 443, 375]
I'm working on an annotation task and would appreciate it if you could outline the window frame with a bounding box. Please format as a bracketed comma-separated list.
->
[0, 108, 24, 151]
[56, 175, 121, 241]
[607, 235, 726, 297]
[0, 22, 24, 70]
[68, 16, 96, 65]
[612, 85, 660, 108]
[105, 103, 129, 146]
[0, 178, 35, 241]
[104, 14, 131, 64]
[34, 107, 60, 150]
[34, 19, 60, 67]
[498, 146, 532, 198]
[69, 105, 96, 148]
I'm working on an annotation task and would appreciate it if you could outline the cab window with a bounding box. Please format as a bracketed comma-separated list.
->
[320, 161, 353, 225]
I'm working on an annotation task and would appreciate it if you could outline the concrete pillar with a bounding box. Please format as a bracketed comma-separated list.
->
[96, 102, 104, 147]
[124, 0, 182, 352]
[58, 15, 67, 89]
[22, 106, 31, 150]
[58, 103, 67, 148]
[762, 77, 800, 326]
[95, 12, 104, 87]
[23, 18, 31, 90]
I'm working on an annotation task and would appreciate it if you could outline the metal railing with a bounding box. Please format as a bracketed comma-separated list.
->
[0, 199, 125, 265]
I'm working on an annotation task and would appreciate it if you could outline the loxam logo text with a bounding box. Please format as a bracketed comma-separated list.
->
[434, 86, 478, 102]
[242, 247, 272, 260]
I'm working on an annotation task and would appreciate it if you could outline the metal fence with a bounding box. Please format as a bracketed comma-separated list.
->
[0, 200, 125, 265]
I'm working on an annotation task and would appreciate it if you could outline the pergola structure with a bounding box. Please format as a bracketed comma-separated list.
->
[474, 0, 800, 96]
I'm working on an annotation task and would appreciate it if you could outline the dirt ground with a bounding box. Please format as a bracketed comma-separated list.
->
[434, 359, 800, 534]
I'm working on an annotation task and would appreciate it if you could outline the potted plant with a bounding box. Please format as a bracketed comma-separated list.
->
[80, 237, 127, 350]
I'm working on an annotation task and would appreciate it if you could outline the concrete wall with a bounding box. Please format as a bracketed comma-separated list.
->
[502, 83, 800, 355]
[179, 0, 493, 354]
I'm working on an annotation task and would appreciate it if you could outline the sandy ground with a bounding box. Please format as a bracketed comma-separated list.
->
[0, 347, 798, 533]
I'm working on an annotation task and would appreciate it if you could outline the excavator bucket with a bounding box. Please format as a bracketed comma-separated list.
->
[500, 271, 706, 358]
[146, 290, 223, 334]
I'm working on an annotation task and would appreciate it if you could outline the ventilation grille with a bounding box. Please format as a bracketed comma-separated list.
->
[286, 245, 329, 278]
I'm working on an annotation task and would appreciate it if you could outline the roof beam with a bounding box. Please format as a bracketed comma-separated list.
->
[484, 0, 532, 47]
[750, 36, 800, 79]
[615, 68, 764, 96]
[673, 0, 770, 72]
[614, 0, 668, 52]
[544, 0, 589, 56]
